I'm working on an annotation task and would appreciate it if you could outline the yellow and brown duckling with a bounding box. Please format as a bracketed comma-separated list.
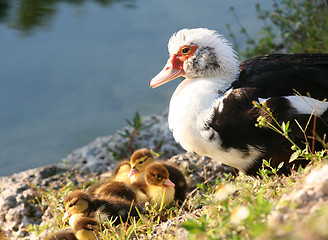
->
[46, 216, 100, 240]
[159, 162, 188, 205]
[112, 160, 131, 183]
[46, 229, 76, 240]
[133, 163, 175, 209]
[129, 148, 188, 205]
[62, 190, 143, 226]
[88, 160, 136, 201]
[73, 216, 100, 240]
[0, 227, 8, 240]
[128, 148, 154, 183]
[91, 181, 137, 202]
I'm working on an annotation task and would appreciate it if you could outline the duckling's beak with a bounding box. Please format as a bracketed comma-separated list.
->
[128, 168, 139, 178]
[3, 229, 10, 238]
[62, 211, 72, 221]
[163, 179, 175, 187]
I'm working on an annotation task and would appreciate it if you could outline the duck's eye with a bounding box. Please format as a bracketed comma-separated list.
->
[138, 160, 144, 165]
[181, 47, 191, 55]
[156, 174, 161, 179]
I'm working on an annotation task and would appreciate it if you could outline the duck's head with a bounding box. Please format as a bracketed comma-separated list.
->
[62, 190, 91, 221]
[128, 148, 155, 178]
[145, 163, 175, 187]
[74, 216, 100, 240]
[150, 28, 239, 88]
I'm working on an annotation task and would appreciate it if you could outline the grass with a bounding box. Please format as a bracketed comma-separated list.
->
[25, 99, 327, 240]
[23, 97, 326, 240]
[26, 156, 327, 239]
[19, 1, 328, 238]
[26, 103, 327, 239]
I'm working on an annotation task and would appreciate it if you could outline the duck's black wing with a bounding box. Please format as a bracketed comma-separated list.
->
[233, 54, 328, 100]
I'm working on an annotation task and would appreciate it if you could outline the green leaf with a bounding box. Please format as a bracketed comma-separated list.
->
[181, 219, 205, 234]
[125, 119, 133, 127]
[277, 162, 284, 170]
[289, 151, 299, 162]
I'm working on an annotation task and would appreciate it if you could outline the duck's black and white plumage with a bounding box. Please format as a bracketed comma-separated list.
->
[150, 28, 328, 176]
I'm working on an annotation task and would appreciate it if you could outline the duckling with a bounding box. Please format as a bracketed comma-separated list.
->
[0, 226, 8, 240]
[133, 163, 175, 210]
[159, 162, 188, 205]
[88, 160, 131, 195]
[62, 190, 143, 226]
[129, 148, 188, 204]
[46, 230, 76, 240]
[73, 216, 100, 240]
[88, 160, 149, 202]
[92, 181, 136, 202]
[112, 160, 131, 183]
[46, 216, 100, 240]
[128, 148, 154, 183]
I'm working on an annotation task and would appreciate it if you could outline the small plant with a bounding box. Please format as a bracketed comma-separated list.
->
[258, 159, 285, 177]
[114, 112, 153, 158]
[253, 100, 327, 165]
[227, 0, 328, 58]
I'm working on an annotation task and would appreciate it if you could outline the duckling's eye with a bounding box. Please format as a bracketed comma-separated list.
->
[156, 174, 161, 179]
[69, 201, 77, 208]
[138, 160, 144, 165]
[86, 224, 95, 230]
[181, 47, 191, 55]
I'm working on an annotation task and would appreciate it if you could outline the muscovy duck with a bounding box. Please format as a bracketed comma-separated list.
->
[149, 28, 328, 176]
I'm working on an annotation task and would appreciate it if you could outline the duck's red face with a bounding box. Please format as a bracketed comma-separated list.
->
[149, 45, 198, 88]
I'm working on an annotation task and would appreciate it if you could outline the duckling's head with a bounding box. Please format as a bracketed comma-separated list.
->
[145, 163, 175, 187]
[128, 148, 155, 178]
[0, 226, 8, 240]
[74, 217, 100, 240]
[114, 160, 131, 176]
[63, 190, 91, 221]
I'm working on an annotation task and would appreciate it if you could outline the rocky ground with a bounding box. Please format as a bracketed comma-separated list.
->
[0, 113, 327, 239]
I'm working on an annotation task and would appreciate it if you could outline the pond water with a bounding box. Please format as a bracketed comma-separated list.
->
[0, 0, 271, 176]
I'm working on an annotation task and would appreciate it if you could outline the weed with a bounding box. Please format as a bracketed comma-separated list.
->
[110, 112, 154, 160]
[228, 0, 328, 58]
[253, 100, 327, 165]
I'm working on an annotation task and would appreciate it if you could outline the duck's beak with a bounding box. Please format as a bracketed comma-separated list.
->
[128, 168, 139, 178]
[149, 55, 185, 88]
[163, 178, 175, 187]
[62, 211, 72, 221]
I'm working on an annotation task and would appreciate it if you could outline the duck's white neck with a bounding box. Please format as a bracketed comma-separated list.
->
[167, 75, 263, 172]
[168, 76, 232, 153]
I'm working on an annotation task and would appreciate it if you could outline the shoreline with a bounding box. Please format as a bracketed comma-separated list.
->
[0, 112, 187, 239]
[1, 112, 328, 239]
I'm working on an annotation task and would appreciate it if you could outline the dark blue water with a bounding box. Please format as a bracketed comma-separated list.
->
[0, 0, 271, 176]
